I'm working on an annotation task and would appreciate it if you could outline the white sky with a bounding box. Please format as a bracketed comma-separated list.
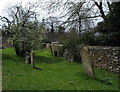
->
[0, 0, 52, 27]
[0, 0, 119, 19]
[0, 0, 106, 28]
[0, 0, 48, 18]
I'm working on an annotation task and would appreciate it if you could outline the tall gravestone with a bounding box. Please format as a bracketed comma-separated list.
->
[31, 51, 34, 68]
[25, 51, 35, 68]
[80, 47, 95, 78]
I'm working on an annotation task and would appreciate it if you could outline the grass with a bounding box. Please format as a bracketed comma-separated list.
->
[2, 48, 119, 90]
[0, 49, 2, 90]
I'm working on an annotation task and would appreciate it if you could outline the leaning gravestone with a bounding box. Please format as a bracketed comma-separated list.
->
[80, 47, 95, 78]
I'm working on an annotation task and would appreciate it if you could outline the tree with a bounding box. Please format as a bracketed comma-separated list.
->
[46, 1, 109, 34]
[57, 25, 65, 33]
[62, 28, 81, 62]
[0, 3, 46, 57]
[93, 0, 112, 21]
[45, 16, 59, 33]
[95, 1, 120, 46]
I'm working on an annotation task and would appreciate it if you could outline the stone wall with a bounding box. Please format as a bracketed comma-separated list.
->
[82, 46, 120, 74]
[46, 44, 120, 74]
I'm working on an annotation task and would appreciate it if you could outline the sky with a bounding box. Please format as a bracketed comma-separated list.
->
[0, 0, 112, 28]
[0, 0, 31, 14]
[0, 0, 66, 27]
[0, 0, 50, 27]
[0, 0, 48, 18]
[0, 0, 119, 19]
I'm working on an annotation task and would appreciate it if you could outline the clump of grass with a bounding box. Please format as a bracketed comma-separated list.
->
[2, 48, 119, 90]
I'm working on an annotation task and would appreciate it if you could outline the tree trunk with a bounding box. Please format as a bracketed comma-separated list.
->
[78, 16, 81, 34]
[94, 2, 106, 21]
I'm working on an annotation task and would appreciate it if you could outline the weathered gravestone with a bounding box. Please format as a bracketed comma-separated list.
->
[31, 51, 35, 68]
[80, 47, 95, 78]
[25, 52, 31, 64]
[49, 43, 63, 56]
[25, 51, 35, 68]
[46, 43, 50, 49]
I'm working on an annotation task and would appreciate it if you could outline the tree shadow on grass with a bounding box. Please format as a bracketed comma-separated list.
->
[2, 53, 44, 71]
[2, 53, 24, 63]
[2, 52, 65, 64]
[35, 56, 65, 64]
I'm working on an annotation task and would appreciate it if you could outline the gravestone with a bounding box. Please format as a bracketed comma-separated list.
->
[49, 43, 63, 56]
[46, 43, 50, 49]
[25, 52, 31, 64]
[80, 47, 95, 78]
[31, 51, 35, 68]
[25, 51, 35, 68]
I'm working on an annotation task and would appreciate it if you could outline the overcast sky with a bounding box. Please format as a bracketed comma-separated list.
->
[0, 0, 52, 28]
[0, 0, 119, 19]
[0, 0, 106, 28]
[0, 0, 48, 18]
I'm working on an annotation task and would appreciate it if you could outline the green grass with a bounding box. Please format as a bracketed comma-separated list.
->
[2, 48, 119, 90]
[0, 49, 2, 90]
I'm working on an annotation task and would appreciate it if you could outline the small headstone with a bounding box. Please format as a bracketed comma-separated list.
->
[46, 43, 50, 48]
[31, 51, 35, 68]
[80, 47, 95, 78]
[25, 52, 30, 64]
[50, 43, 63, 57]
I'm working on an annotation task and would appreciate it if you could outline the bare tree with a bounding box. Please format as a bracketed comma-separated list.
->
[45, 16, 59, 33]
[91, 0, 112, 21]
[45, 0, 111, 31]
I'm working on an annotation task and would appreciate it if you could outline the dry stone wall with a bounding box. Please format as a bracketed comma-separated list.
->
[84, 46, 120, 74]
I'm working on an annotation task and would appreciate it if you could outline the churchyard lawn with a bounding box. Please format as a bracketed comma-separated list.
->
[1, 48, 119, 90]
